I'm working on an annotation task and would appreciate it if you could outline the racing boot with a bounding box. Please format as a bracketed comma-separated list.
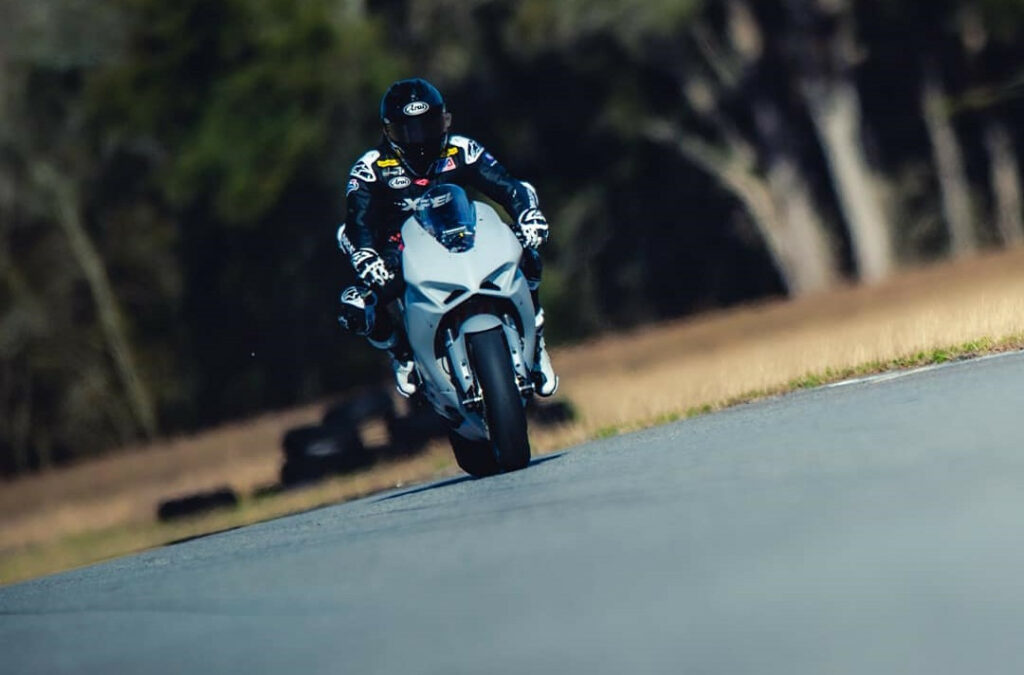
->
[532, 308, 558, 397]
[389, 353, 418, 398]
[369, 331, 418, 398]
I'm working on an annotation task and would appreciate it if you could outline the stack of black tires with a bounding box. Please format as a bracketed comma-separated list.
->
[278, 386, 574, 486]
[280, 389, 389, 486]
[279, 388, 447, 486]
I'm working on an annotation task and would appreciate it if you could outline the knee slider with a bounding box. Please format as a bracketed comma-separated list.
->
[338, 285, 377, 336]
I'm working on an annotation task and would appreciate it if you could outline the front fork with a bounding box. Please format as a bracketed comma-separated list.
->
[445, 314, 533, 412]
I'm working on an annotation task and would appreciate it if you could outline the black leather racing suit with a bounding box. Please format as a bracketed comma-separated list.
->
[337, 134, 543, 346]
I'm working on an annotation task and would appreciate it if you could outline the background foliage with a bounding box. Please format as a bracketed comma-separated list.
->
[2, 0, 1023, 474]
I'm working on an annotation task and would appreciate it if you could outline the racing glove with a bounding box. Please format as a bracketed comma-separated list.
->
[515, 208, 549, 249]
[350, 248, 394, 288]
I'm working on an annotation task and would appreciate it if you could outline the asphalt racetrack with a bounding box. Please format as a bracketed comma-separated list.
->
[3, 352, 1024, 673]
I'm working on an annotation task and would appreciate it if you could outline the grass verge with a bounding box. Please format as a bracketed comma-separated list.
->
[587, 334, 1024, 439]
[3, 333, 1022, 585]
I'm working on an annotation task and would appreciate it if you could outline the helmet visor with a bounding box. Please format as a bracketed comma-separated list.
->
[387, 108, 447, 144]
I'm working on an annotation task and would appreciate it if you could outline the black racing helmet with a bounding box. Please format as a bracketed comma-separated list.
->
[380, 78, 451, 177]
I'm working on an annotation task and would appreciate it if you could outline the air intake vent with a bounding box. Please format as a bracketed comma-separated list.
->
[480, 280, 500, 291]
[444, 289, 468, 305]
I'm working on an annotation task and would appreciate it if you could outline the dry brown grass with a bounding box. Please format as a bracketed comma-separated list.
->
[556, 249, 1024, 434]
[4, 248, 1024, 584]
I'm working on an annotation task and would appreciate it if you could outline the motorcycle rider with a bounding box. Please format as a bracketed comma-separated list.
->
[336, 77, 557, 398]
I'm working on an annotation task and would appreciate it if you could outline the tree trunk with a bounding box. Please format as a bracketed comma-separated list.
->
[655, 1, 839, 296]
[0, 360, 33, 473]
[921, 68, 978, 256]
[644, 121, 837, 296]
[762, 155, 839, 294]
[802, 78, 894, 282]
[753, 103, 839, 293]
[983, 120, 1024, 247]
[12, 369, 33, 472]
[789, 0, 895, 282]
[31, 162, 159, 441]
[0, 226, 40, 472]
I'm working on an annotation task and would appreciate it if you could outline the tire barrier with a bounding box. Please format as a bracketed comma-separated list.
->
[154, 389, 576, 517]
[322, 389, 396, 429]
[279, 424, 372, 486]
[527, 399, 575, 425]
[385, 403, 448, 455]
[276, 387, 576, 487]
[157, 486, 239, 521]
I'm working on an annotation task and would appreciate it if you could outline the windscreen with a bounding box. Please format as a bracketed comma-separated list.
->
[414, 184, 477, 252]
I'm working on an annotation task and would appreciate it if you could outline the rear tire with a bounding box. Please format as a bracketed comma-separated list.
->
[467, 327, 531, 472]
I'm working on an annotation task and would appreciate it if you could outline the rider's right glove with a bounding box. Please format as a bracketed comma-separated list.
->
[515, 208, 549, 249]
[350, 248, 394, 288]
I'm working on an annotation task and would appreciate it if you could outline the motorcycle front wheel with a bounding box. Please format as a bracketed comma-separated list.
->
[448, 431, 500, 477]
[467, 327, 531, 473]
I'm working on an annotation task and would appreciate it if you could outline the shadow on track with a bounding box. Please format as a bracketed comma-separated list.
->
[165, 525, 246, 547]
[162, 454, 568, 549]
[528, 452, 565, 467]
[373, 476, 476, 502]
[375, 452, 566, 503]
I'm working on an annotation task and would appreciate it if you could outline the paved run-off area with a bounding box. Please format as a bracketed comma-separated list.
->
[3, 352, 1024, 674]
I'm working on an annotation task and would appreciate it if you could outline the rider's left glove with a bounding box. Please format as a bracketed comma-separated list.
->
[515, 208, 549, 249]
[351, 248, 394, 288]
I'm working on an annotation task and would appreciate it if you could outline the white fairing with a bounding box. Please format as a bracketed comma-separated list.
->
[401, 202, 537, 440]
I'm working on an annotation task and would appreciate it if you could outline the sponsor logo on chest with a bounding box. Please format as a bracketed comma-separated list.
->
[388, 176, 412, 189]
[397, 192, 453, 212]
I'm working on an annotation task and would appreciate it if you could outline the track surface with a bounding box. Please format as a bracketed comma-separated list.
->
[3, 353, 1024, 673]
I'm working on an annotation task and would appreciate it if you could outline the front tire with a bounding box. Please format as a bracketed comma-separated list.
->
[449, 431, 500, 477]
[467, 327, 531, 472]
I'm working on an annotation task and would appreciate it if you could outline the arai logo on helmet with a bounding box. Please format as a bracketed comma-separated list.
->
[388, 176, 412, 189]
[403, 101, 430, 116]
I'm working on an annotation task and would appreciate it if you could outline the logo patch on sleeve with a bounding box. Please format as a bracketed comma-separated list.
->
[346, 179, 359, 195]
[351, 150, 380, 182]
[449, 135, 485, 164]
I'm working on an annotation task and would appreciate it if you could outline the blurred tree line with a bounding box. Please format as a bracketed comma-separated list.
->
[2, 0, 1023, 474]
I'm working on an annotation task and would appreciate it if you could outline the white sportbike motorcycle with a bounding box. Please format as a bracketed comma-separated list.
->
[398, 184, 540, 476]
